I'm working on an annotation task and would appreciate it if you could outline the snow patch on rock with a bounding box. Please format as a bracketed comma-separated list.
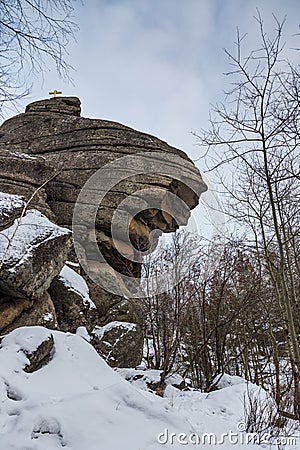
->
[0, 192, 25, 216]
[58, 265, 96, 310]
[92, 321, 136, 339]
[0, 209, 71, 269]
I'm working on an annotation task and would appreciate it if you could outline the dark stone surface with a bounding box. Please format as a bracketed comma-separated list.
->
[91, 321, 143, 368]
[24, 333, 54, 373]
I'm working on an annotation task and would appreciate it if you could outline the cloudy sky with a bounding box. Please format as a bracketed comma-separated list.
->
[7, 0, 300, 237]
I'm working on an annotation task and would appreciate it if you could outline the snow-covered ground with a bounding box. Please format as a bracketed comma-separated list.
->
[0, 326, 299, 450]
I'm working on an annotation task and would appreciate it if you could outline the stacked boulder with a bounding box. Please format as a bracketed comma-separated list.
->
[0, 97, 206, 367]
[0, 193, 71, 333]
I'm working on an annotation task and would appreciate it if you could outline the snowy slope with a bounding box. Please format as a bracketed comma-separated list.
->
[0, 327, 192, 450]
[0, 327, 299, 450]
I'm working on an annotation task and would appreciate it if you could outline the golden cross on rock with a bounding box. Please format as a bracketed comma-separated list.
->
[49, 89, 62, 97]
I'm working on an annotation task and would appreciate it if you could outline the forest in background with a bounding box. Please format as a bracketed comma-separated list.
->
[140, 13, 300, 428]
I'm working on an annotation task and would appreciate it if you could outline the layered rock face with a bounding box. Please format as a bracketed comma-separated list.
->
[0, 97, 206, 366]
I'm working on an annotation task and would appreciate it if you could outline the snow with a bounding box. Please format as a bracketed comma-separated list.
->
[66, 260, 80, 268]
[163, 383, 299, 449]
[0, 326, 299, 450]
[0, 327, 192, 450]
[58, 265, 96, 309]
[1, 326, 52, 355]
[116, 367, 162, 391]
[0, 209, 71, 268]
[42, 313, 54, 322]
[93, 321, 136, 339]
[76, 326, 91, 342]
[0, 192, 25, 210]
[0, 192, 25, 220]
[9, 151, 37, 160]
[164, 383, 249, 442]
[212, 372, 246, 389]
[116, 368, 188, 392]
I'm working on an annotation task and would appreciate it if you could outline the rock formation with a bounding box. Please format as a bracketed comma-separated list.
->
[91, 322, 143, 368]
[0, 326, 54, 373]
[0, 96, 207, 367]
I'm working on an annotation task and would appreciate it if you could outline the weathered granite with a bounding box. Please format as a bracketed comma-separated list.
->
[0, 97, 207, 367]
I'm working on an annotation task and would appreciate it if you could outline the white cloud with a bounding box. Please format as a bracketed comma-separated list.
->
[3, 0, 299, 233]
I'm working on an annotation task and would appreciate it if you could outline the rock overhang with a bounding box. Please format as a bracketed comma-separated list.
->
[0, 96, 207, 294]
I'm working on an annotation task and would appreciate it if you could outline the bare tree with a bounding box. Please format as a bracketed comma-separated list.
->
[196, 12, 300, 417]
[182, 238, 270, 390]
[0, 0, 78, 112]
[141, 231, 199, 385]
[244, 384, 297, 450]
[141, 232, 271, 392]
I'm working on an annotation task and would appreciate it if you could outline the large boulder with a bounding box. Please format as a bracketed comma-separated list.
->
[0, 150, 56, 219]
[0, 97, 206, 365]
[0, 326, 54, 373]
[0, 194, 64, 333]
[49, 265, 97, 332]
[0, 97, 206, 299]
[91, 321, 143, 368]
[0, 292, 57, 335]
[0, 207, 72, 298]
[0, 192, 25, 229]
[86, 279, 140, 326]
